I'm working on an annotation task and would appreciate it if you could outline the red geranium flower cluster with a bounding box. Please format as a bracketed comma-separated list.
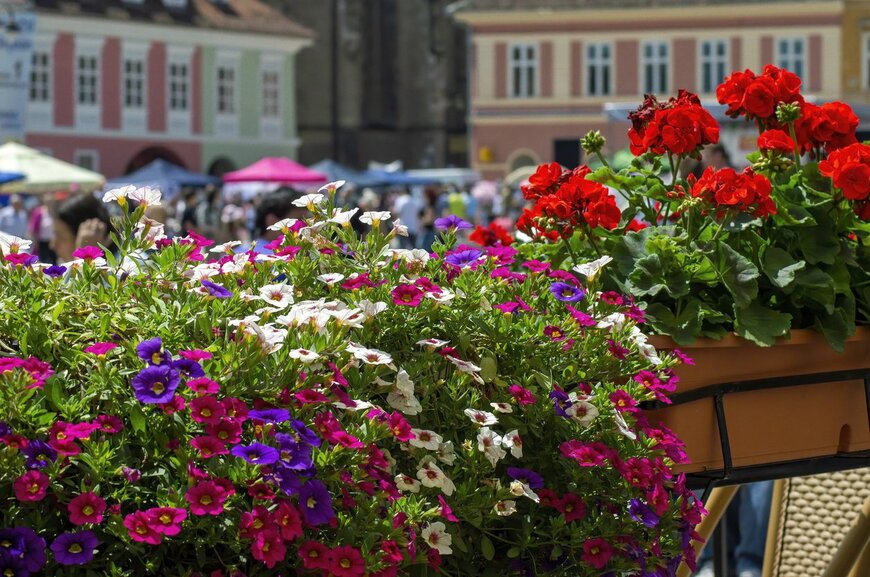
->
[690, 167, 776, 218]
[819, 142, 870, 220]
[517, 164, 621, 240]
[717, 65, 802, 121]
[468, 222, 514, 247]
[628, 90, 719, 156]
[793, 101, 859, 153]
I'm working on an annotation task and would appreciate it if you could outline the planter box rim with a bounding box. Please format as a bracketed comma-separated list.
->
[648, 326, 870, 350]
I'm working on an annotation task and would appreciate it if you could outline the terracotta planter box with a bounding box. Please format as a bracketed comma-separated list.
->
[644, 328, 870, 476]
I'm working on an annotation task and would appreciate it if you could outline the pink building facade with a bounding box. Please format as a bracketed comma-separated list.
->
[458, 1, 859, 179]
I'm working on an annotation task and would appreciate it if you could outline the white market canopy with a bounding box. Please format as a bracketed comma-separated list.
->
[0, 142, 105, 194]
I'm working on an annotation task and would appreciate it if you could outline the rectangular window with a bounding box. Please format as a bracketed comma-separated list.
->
[123, 59, 145, 108]
[585, 42, 612, 96]
[169, 62, 189, 111]
[509, 43, 537, 98]
[74, 150, 99, 172]
[217, 65, 235, 114]
[77, 54, 98, 105]
[262, 70, 280, 118]
[641, 41, 669, 95]
[700, 39, 728, 94]
[29, 51, 50, 102]
[777, 38, 805, 81]
[864, 34, 870, 91]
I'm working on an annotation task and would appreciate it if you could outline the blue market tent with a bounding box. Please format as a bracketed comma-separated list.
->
[365, 169, 436, 187]
[0, 171, 25, 186]
[104, 159, 219, 198]
[310, 159, 388, 188]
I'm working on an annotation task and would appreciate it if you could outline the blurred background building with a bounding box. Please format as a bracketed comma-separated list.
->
[16, 0, 313, 178]
[265, 0, 470, 170]
[457, 0, 870, 179]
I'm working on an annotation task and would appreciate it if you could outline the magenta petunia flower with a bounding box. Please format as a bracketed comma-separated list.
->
[581, 537, 614, 569]
[123, 511, 162, 545]
[13, 470, 49, 502]
[508, 384, 537, 406]
[68, 492, 106, 525]
[190, 436, 229, 459]
[50, 531, 99, 565]
[391, 284, 424, 307]
[94, 414, 123, 434]
[185, 481, 229, 516]
[71, 245, 104, 261]
[178, 349, 213, 361]
[206, 419, 243, 444]
[186, 377, 220, 395]
[189, 396, 226, 424]
[84, 342, 117, 356]
[522, 259, 551, 273]
[146, 507, 187, 536]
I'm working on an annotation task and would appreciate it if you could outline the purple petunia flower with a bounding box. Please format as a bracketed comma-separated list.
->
[434, 215, 473, 231]
[21, 440, 57, 469]
[201, 280, 232, 299]
[549, 282, 585, 303]
[275, 433, 314, 470]
[444, 249, 483, 268]
[249, 408, 291, 423]
[136, 337, 170, 366]
[0, 421, 10, 437]
[506, 467, 545, 489]
[43, 265, 67, 278]
[172, 358, 205, 379]
[272, 463, 303, 495]
[298, 479, 335, 526]
[231, 442, 280, 465]
[130, 364, 181, 404]
[291, 419, 321, 447]
[50, 531, 99, 566]
[0, 527, 46, 573]
[629, 498, 660, 528]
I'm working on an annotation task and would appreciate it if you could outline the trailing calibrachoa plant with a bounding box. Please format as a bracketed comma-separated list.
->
[517, 65, 870, 349]
[0, 184, 702, 576]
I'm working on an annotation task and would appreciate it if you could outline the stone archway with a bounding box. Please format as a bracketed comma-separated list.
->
[125, 146, 187, 174]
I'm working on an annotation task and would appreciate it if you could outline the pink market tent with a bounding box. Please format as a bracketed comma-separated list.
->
[222, 157, 327, 185]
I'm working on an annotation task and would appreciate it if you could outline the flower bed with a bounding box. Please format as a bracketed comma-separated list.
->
[0, 190, 702, 576]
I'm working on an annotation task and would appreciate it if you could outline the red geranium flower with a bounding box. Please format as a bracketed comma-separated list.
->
[469, 222, 514, 247]
[757, 129, 795, 154]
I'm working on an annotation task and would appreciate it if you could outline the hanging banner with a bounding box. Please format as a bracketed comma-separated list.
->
[0, 7, 36, 141]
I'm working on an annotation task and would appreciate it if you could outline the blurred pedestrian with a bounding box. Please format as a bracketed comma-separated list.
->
[392, 188, 421, 248]
[52, 193, 113, 263]
[28, 193, 56, 264]
[0, 194, 28, 238]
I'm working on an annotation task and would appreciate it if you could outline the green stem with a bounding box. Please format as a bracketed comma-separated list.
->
[595, 150, 611, 170]
[788, 121, 802, 170]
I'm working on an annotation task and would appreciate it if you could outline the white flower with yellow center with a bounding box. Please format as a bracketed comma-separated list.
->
[128, 186, 162, 208]
[259, 284, 295, 309]
[359, 211, 391, 226]
[510, 480, 540, 503]
[329, 207, 358, 227]
[318, 180, 346, 194]
[572, 255, 613, 281]
[317, 273, 345, 286]
[267, 218, 300, 233]
[102, 185, 136, 204]
[291, 193, 326, 209]
[0, 232, 31, 254]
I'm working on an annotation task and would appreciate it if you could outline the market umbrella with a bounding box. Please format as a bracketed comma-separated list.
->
[0, 171, 25, 186]
[0, 142, 105, 194]
[503, 165, 538, 187]
[223, 157, 327, 185]
[309, 159, 386, 188]
[104, 159, 219, 199]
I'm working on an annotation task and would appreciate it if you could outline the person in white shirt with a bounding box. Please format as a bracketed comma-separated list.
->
[393, 188, 421, 249]
[0, 194, 29, 239]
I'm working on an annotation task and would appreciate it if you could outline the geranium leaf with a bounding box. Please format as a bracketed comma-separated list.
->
[715, 243, 759, 306]
[762, 247, 805, 289]
[733, 302, 792, 346]
[798, 211, 839, 264]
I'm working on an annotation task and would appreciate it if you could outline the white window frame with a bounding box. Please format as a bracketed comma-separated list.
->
[162, 0, 187, 7]
[508, 43, 538, 99]
[27, 34, 55, 131]
[75, 36, 103, 131]
[641, 40, 670, 95]
[74, 149, 100, 172]
[699, 39, 728, 95]
[166, 45, 193, 135]
[585, 42, 613, 97]
[214, 50, 240, 137]
[862, 33, 870, 93]
[260, 54, 283, 140]
[29, 47, 51, 104]
[122, 41, 148, 133]
[776, 37, 806, 82]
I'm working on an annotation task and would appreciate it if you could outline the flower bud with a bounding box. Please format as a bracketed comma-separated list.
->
[581, 130, 606, 155]
[775, 102, 801, 124]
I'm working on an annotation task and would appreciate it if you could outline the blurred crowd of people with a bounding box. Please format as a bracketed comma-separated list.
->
[0, 180, 528, 264]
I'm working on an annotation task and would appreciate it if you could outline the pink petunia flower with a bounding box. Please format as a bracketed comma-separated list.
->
[13, 470, 49, 502]
[185, 480, 229, 516]
[68, 492, 106, 525]
[84, 342, 118, 356]
[391, 284, 424, 307]
[72, 245, 104, 261]
[123, 511, 162, 545]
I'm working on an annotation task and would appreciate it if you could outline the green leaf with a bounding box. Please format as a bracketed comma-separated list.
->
[762, 247, 806, 289]
[43, 378, 65, 411]
[129, 405, 147, 434]
[507, 547, 521, 558]
[644, 301, 704, 345]
[794, 267, 836, 313]
[481, 535, 495, 560]
[480, 357, 498, 383]
[798, 212, 839, 264]
[733, 302, 792, 346]
[716, 243, 759, 306]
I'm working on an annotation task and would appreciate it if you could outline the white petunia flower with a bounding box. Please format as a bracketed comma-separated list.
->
[387, 388, 423, 415]
[259, 284, 295, 309]
[102, 185, 136, 204]
[210, 240, 242, 253]
[421, 522, 453, 555]
[394, 473, 421, 493]
[329, 308, 365, 328]
[426, 289, 455, 304]
[134, 217, 167, 246]
[572, 255, 613, 280]
[350, 346, 393, 366]
[435, 441, 456, 465]
[128, 186, 162, 207]
[464, 409, 498, 427]
[318, 180, 346, 194]
[288, 348, 320, 363]
[491, 402, 513, 414]
[291, 193, 326, 209]
[501, 429, 523, 458]
[416, 338, 449, 348]
[613, 408, 638, 441]
[597, 312, 629, 332]
[0, 232, 32, 254]
[447, 356, 482, 377]
[416, 458, 455, 495]
[358, 299, 388, 319]
[494, 500, 517, 516]
[477, 427, 507, 466]
[391, 219, 409, 237]
[509, 480, 540, 503]
[333, 398, 373, 412]
[329, 207, 358, 226]
[394, 369, 415, 395]
[317, 273, 345, 286]
[566, 396, 599, 428]
[267, 218, 300, 232]
[409, 429, 443, 451]
[359, 211, 391, 225]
